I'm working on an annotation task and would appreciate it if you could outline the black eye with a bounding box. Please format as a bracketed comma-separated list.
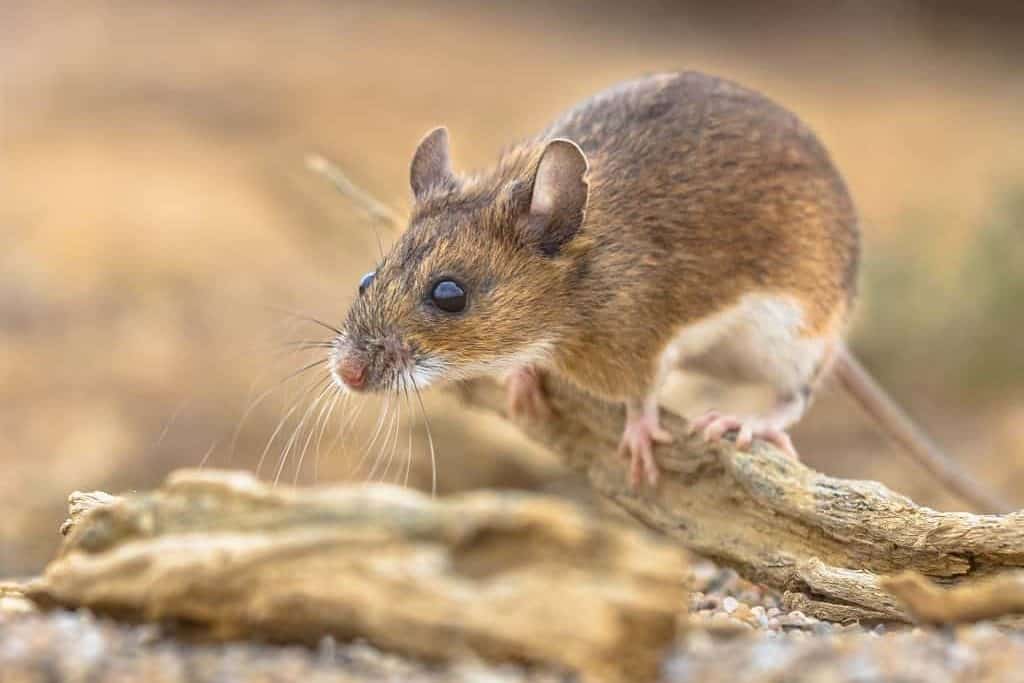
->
[431, 279, 467, 313]
[358, 271, 375, 295]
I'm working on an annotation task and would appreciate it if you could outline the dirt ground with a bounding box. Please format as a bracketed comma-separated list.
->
[2, 1, 1023, 575]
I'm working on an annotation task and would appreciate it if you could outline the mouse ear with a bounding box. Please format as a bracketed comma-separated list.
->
[525, 138, 589, 256]
[410, 127, 456, 201]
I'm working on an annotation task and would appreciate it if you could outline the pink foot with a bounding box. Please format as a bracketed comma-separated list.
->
[618, 407, 674, 488]
[506, 365, 550, 420]
[687, 411, 799, 459]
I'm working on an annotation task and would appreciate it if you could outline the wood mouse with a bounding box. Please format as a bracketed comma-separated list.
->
[329, 71, 1005, 511]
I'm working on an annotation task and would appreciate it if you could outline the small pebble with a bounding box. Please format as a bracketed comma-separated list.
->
[750, 606, 769, 628]
[710, 612, 734, 628]
[698, 595, 720, 611]
[722, 597, 739, 614]
[812, 622, 833, 636]
[729, 617, 754, 630]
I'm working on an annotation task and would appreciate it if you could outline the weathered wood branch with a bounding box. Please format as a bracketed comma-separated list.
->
[452, 376, 1024, 623]
[882, 570, 1024, 624]
[25, 470, 685, 683]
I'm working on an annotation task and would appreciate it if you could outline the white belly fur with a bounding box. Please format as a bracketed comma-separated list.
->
[658, 293, 833, 399]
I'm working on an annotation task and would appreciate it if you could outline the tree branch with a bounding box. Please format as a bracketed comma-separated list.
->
[452, 375, 1024, 623]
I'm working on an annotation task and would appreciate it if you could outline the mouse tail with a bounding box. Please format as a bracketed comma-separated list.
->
[832, 345, 1012, 514]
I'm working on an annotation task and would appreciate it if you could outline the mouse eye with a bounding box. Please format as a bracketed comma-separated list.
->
[431, 279, 467, 313]
[358, 271, 376, 295]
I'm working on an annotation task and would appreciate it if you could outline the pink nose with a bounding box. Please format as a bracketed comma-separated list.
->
[337, 356, 366, 389]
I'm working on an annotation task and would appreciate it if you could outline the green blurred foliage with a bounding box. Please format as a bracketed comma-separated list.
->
[858, 184, 1024, 398]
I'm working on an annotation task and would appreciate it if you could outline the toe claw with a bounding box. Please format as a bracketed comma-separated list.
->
[646, 460, 659, 486]
[765, 431, 798, 459]
[687, 411, 719, 436]
[630, 456, 643, 489]
[689, 410, 799, 458]
[704, 416, 739, 443]
[736, 424, 754, 450]
[619, 409, 667, 489]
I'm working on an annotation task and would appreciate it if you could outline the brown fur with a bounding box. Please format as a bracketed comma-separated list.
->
[339, 71, 859, 402]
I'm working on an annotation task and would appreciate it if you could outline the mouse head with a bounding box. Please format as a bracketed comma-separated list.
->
[331, 127, 590, 394]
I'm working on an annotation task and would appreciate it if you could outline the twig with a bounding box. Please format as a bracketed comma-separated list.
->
[304, 153, 404, 230]
[835, 350, 1010, 513]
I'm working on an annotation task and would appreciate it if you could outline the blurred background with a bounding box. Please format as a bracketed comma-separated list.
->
[2, 1, 1023, 575]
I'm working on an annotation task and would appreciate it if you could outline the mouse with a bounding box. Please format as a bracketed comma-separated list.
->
[328, 71, 1006, 511]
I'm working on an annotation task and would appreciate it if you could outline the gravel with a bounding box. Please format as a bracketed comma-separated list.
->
[5, 558, 1024, 682]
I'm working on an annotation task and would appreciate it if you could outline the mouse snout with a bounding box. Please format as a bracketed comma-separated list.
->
[335, 354, 367, 390]
[331, 330, 413, 393]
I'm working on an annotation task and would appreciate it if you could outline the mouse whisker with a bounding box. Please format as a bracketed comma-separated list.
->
[410, 373, 437, 497]
[274, 376, 333, 485]
[369, 405, 394, 483]
[259, 305, 344, 337]
[256, 371, 330, 479]
[269, 341, 335, 364]
[364, 400, 390, 482]
[349, 396, 392, 480]
[324, 394, 363, 479]
[312, 387, 343, 484]
[197, 439, 219, 469]
[293, 380, 339, 486]
[382, 388, 405, 484]
[368, 394, 401, 483]
[382, 388, 403, 482]
[294, 376, 337, 483]
[279, 340, 336, 351]
[232, 357, 330, 465]
[400, 374, 414, 489]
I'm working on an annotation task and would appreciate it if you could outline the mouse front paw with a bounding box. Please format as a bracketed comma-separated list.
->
[506, 365, 551, 420]
[618, 410, 673, 488]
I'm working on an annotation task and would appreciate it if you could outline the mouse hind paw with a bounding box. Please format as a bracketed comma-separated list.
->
[688, 410, 799, 459]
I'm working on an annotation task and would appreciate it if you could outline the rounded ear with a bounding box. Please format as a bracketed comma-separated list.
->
[410, 127, 455, 200]
[526, 138, 589, 256]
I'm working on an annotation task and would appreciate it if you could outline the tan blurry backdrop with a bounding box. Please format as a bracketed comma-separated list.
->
[2, 1, 1023, 574]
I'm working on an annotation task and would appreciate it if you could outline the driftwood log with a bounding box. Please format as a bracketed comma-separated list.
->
[452, 376, 1024, 623]
[24, 469, 686, 683]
